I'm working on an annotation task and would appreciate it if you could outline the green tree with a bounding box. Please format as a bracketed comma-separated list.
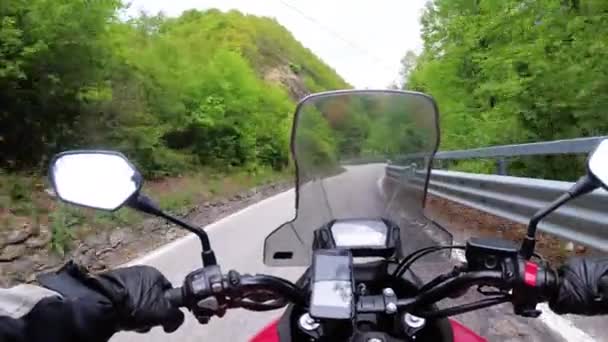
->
[0, 4, 349, 177]
[0, 0, 121, 169]
[406, 0, 608, 179]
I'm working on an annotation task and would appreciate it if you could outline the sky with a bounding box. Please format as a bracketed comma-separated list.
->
[123, 0, 427, 88]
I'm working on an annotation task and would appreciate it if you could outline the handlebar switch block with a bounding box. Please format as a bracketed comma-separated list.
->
[184, 265, 224, 301]
[465, 237, 519, 272]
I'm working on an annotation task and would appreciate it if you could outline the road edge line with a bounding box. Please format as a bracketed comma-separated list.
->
[125, 188, 294, 267]
[451, 246, 595, 341]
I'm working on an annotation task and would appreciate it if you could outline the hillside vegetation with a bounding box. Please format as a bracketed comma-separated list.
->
[0, 1, 348, 254]
[0, 1, 348, 177]
[404, 0, 608, 179]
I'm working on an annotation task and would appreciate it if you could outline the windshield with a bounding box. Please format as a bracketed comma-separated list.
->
[264, 90, 451, 266]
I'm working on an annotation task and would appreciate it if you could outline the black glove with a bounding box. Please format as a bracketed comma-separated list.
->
[91, 265, 185, 333]
[39, 261, 184, 334]
[549, 257, 608, 315]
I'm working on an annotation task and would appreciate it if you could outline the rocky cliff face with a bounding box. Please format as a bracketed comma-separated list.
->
[264, 65, 310, 100]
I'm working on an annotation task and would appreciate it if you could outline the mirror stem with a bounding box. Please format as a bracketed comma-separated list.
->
[520, 175, 598, 259]
[521, 192, 571, 259]
[127, 194, 217, 266]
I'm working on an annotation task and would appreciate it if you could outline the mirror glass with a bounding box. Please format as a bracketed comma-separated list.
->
[50, 152, 141, 211]
[589, 139, 608, 188]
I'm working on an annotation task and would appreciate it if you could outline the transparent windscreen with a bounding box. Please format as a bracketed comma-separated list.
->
[264, 90, 452, 266]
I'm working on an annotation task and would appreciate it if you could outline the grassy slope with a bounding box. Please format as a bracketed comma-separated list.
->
[1, 168, 292, 255]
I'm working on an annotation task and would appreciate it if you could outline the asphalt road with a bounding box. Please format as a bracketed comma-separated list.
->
[111, 188, 304, 342]
[112, 164, 587, 342]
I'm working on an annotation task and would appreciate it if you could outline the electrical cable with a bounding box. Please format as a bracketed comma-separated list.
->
[392, 245, 444, 277]
[394, 246, 466, 278]
[274, 0, 395, 71]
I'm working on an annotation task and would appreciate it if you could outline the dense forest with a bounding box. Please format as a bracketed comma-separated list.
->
[4, 0, 607, 180]
[403, 0, 608, 179]
[0, 0, 348, 178]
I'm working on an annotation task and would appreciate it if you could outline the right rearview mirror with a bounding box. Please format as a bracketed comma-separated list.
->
[588, 139, 608, 189]
[522, 138, 608, 259]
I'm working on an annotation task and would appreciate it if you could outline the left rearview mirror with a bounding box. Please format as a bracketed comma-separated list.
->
[588, 139, 608, 189]
[49, 151, 142, 211]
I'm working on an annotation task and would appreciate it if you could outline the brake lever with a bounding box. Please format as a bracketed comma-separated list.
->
[416, 296, 511, 319]
[477, 285, 509, 297]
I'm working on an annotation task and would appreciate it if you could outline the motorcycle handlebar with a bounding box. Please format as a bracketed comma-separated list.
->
[163, 273, 304, 310]
[398, 261, 559, 312]
[164, 287, 185, 307]
[239, 274, 307, 306]
[397, 270, 505, 309]
[164, 261, 560, 317]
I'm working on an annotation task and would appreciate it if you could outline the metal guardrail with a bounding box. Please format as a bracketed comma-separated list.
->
[385, 136, 608, 251]
[397, 136, 608, 175]
[433, 136, 608, 160]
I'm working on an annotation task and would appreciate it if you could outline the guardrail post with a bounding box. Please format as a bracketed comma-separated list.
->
[496, 158, 508, 175]
[435, 159, 443, 170]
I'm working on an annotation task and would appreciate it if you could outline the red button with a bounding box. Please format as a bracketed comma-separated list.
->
[524, 261, 538, 287]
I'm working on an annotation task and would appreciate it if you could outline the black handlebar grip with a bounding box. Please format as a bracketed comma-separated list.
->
[599, 276, 608, 299]
[165, 287, 185, 307]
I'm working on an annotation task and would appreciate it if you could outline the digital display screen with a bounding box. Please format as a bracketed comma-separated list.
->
[310, 250, 354, 319]
[331, 220, 388, 248]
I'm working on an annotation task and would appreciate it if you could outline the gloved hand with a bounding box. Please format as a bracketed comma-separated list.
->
[91, 265, 185, 333]
[549, 257, 608, 315]
[39, 261, 184, 334]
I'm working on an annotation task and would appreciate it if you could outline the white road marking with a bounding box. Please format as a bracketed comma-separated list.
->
[537, 304, 595, 342]
[451, 246, 596, 342]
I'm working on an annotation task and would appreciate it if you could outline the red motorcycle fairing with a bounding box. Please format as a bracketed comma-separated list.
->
[250, 320, 279, 342]
[450, 319, 487, 342]
[249, 319, 487, 342]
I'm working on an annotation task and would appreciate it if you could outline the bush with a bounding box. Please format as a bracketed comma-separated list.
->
[49, 205, 83, 255]
[1, 5, 349, 179]
[289, 62, 302, 74]
[7, 176, 30, 203]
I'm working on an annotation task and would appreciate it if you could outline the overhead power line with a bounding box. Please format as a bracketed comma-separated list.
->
[275, 0, 395, 71]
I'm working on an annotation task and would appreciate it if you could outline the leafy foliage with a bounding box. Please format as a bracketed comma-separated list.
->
[404, 0, 608, 179]
[49, 205, 81, 255]
[0, 4, 348, 176]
